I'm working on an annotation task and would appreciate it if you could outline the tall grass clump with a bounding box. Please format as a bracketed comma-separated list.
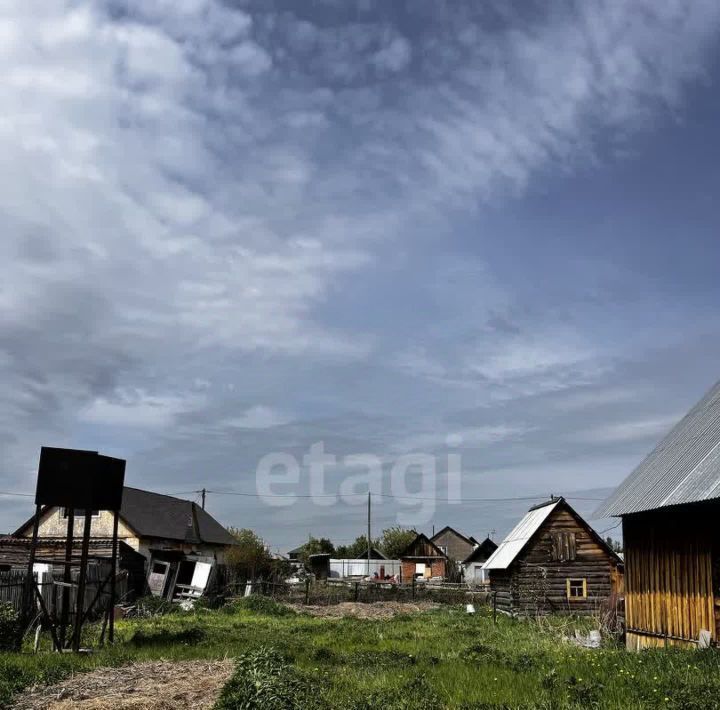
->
[214, 647, 319, 710]
[224, 595, 295, 617]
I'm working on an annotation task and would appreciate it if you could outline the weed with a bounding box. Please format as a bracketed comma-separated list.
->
[224, 595, 295, 617]
[130, 625, 206, 647]
[214, 647, 319, 710]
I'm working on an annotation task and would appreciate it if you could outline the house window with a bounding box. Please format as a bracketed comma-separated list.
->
[566, 578, 587, 600]
[61, 508, 99, 518]
[550, 531, 576, 562]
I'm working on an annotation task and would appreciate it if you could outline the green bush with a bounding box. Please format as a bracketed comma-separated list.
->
[214, 647, 319, 709]
[0, 603, 19, 651]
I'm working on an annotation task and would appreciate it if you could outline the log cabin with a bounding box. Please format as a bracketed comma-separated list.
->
[483, 497, 622, 616]
[596, 379, 720, 650]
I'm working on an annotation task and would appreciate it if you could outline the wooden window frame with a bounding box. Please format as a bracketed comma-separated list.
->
[566, 577, 587, 600]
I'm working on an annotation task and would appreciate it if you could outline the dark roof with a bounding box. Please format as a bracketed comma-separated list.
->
[430, 526, 476, 547]
[120, 487, 236, 545]
[462, 537, 499, 565]
[14, 487, 236, 547]
[596, 379, 720, 517]
[399, 533, 447, 559]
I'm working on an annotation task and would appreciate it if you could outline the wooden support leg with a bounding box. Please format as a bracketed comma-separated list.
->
[72, 510, 92, 652]
[59, 508, 75, 649]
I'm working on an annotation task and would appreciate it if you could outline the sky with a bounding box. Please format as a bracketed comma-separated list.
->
[1, 0, 720, 553]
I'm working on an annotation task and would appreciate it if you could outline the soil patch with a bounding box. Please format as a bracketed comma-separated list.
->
[287, 600, 439, 618]
[12, 659, 235, 710]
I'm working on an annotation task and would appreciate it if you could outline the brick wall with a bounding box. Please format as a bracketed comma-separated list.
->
[401, 558, 446, 581]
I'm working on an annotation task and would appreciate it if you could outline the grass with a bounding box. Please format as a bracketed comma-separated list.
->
[1, 600, 720, 708]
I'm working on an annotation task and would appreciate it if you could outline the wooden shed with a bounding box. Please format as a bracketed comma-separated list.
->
[483, 497, 622, 616]
[400, 533, 447, 582]
[596, 379, 720, 649]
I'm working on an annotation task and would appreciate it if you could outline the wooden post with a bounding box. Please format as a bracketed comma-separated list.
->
[72, 510, 93, 651]
[493, 591, 497, 624]
[108, 511, 119, 644]
[305, 578, 310, 605]
[59, 508, 75, 649]
[20, 504, 42, 643]
[367, 492, 371, 578]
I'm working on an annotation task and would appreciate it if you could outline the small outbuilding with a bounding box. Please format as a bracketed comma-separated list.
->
[400, 533, 448, 582]
[596, 378, 720, 649]
[483, 497, 622, 616]
[462, 537, 498, 585]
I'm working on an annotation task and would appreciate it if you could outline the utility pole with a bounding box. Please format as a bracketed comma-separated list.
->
[367, 492, 371, 577]
[201, 488, 206, 510]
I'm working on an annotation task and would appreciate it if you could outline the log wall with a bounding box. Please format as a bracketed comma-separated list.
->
[623, 508, 717, 650]
[490, 504, 620, 617]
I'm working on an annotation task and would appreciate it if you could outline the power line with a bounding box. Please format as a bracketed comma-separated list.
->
[203, 488, 604, 503]
[598, 520, 622, 535]
[0, 486, 605, 505]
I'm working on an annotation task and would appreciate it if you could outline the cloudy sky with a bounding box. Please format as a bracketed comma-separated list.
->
[2, 0, 720, 551]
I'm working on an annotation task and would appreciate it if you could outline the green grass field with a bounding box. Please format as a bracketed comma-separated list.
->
[1, 598, 719, 709]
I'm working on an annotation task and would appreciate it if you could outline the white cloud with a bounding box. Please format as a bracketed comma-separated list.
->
[223, 406, 290, 430]
[79, 389, 201, 428]
[1, 0, 719, 531]
[372, 36, 411, 72]
[568, 416, 680, 445]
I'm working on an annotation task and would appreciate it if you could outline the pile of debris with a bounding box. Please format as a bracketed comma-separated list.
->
[288, 600, 439, 619]
[12, 659, 234, 710]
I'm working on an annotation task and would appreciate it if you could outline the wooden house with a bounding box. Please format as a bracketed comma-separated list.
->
[13, 487, 237, 599]
[462, 537, 498, 584]
[400, 533, 447, 582]
[483, 497, 622, 616]
[430, 526, 478, 562]
[596, 379, 720, 650]
[430, 526, 478, 563]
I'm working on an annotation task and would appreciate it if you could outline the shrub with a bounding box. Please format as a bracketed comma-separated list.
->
[214, 647, 319, 710]
[0, 603, 19, 651]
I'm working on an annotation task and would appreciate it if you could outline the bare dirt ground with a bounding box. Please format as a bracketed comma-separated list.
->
[287, 600, 439, 618]
[12, 659, 235, 710]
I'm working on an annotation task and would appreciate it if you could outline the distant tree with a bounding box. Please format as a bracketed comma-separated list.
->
[605, 536, 623, 553]
[226, 528, 273, 581]
[379, 526, 417, 559]
[298, 536, 335, 565]
[335, 535, 381, 559]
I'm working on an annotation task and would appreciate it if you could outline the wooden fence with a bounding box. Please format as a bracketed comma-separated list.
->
[226, 578, 491, 606]
[0, 565, 127, 622]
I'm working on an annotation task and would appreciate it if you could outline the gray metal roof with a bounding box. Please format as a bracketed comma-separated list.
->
[482, 499, 560, 570]
[595, 379, 720, 517]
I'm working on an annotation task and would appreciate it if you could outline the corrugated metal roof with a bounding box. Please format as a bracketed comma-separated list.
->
[595, 379, 720, 517]
[482, 499, 560, 570]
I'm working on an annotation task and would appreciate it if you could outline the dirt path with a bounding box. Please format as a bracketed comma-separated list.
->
[12, 659, 235, 710]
